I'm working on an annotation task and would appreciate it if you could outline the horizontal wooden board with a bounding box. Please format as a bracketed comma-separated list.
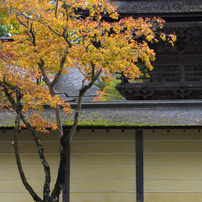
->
[0, 193, 62, 202]
[0, 179, 136, 192]
[71, 140, 135, 153]
[0, 154, 60, 166]
[144, 153, 202, 165]
[0, 129, 135, 141]
[144, 140, 202, 152]
[0, 165, 135, 180]
[0, 179, 57, 192]
[143, 129, 202, 140]
[70, 193, 135, 202]
[0, 141, 60, 153]
[0, 166, 59, 179]
[72, 129, 135, 140]
[70, 166, 135, 179]
[70, 179, 136, 192]
[70, 154, 136, 165]
[145, 193, 202, 202]
[0, 153, 135, 166]
[0, 130, 59, 141]
[145, 179, 202, 192]
[144, 166, 202, 179]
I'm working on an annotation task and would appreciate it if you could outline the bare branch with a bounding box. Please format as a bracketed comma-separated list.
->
[29, 22, 36, 46]
[20, 113, 51, 202]
[68, 66, 102, 142]
[55, 0, 58, 18]
[13, 128, 43, 202]
[1, 82, 43, 202]
[50, 47, 68, 87]
[26, 23, 36, 46]
[16, 16, 28, 28]
[48, 25, 63, 36]
[62, 31, 72, 48]
[38, 59, 51, 86]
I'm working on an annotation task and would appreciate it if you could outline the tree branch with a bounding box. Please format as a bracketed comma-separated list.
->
[62, 31, 72, 48]
[68, 66, 102, 142]
[50, 64, 101, 201]
[29, 22, 36, 46]
[50, 140, 68, 202]
[26, 24, 36, 47]
[55, 0, 58, 19]
[48, 25, 63, 36]
[1, 82, 43, 202]
[16, 16, 28, 28]
[1, 80, 51, 202]
[38, 59, 51, 86]
[50, 47, 68, 87]
[13, 123, 43, 202]
[20, 113, 51, 202]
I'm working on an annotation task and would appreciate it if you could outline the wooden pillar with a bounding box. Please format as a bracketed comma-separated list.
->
[63, 129, 70, 202]
[136, 129, 143, 202]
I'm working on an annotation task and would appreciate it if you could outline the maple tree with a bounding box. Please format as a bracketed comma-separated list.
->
[0, 0, 176, 201]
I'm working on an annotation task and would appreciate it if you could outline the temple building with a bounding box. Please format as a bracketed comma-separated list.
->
[115, 0, 202, 100]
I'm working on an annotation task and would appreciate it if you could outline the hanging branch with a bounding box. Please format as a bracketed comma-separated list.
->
[20, 113, 51, 202]
[1, 81, 43, 202]
[1, 80, 51, 202]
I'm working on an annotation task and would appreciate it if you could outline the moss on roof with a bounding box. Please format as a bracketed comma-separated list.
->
[1, 101, 202, 127]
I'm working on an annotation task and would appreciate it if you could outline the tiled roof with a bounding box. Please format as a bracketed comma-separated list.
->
[1, 100, 202, 127]
[109, 0, 202, 14]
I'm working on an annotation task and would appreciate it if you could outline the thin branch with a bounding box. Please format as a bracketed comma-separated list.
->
[26, 23, 36, 46]
[1, 82, 43, 202]
[20, 113, 51, 202]
[62, 31, 72, 48]
[1, 80, 51, 202]
[55, 0, 59, 18]
[50, 47, 68, 87]
[48, 25, 63, 36]
[38, 59, 51, 86]
[16, 16, 28, 28]
[91, 62, 95, 81]
[29, 22, 36, 46]
[13, 125, 43, 202]
[78, 67, 86, 77]
[68, 66, 102, 142]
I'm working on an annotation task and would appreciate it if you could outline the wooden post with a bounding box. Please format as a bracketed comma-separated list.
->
[63, 129, 70, 202]
[136, 129, 143, 202]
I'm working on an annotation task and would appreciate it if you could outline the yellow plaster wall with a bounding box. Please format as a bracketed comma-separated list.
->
[1, 129, 202, 202]
[70, 129, 136, 202]
[144, 129, 202, 202]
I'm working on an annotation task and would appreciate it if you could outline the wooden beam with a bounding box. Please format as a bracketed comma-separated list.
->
[136, 129, 143, 202]
[63, 129, 70, 202]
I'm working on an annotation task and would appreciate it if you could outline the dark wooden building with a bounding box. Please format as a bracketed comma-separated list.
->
[114, 0, 202, 100]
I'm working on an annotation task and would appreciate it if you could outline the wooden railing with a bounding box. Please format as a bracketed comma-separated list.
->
[116, 69, 202, 84]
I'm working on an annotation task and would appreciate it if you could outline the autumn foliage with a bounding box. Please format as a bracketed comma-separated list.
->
[0, 0, 176, 116]
[0, 0, 176, 201]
